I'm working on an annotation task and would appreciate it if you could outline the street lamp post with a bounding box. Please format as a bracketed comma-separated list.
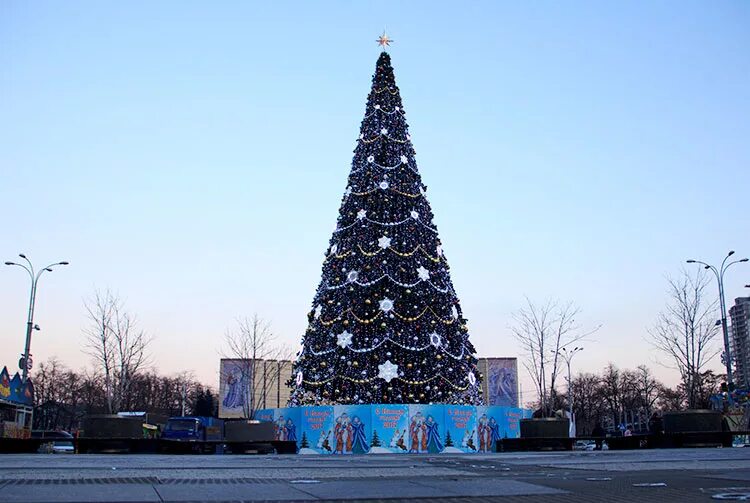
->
[4, 254, 69, 383]
[560, 347, 583, 426]
[553, 346, 583, 437]
[687, 251, 748, 388]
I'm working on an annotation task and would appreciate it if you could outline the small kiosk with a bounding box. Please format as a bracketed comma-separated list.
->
[0, 365, 35, 440]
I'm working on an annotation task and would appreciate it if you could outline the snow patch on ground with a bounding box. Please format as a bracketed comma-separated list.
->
[298, 448, 321, 455]
[441, 447, 465, 454]
[368, 447, 396, 454]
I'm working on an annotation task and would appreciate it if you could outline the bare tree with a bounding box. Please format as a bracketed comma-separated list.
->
[632, 365, 661, 417]
[511, 298, 598, 417]
[648, 269, 720, 409]
[84, 290, 151, 413]
[221, 314, 290, 419]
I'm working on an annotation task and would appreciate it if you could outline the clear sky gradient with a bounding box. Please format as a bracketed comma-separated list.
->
[2, 1, 749, 401]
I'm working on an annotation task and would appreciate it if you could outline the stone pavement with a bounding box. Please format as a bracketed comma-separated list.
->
[2, 448, 750, 502]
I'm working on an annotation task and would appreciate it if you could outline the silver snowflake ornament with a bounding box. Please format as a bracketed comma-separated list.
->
[417, 265, 430, 281]
[378, 360, 399, 383]
[337, 330, 353, 349]
[378, 235, 391, 249]
[379, 298, 394, 313]
[357, 209, 367, 220]
[400, 155, 408, 164]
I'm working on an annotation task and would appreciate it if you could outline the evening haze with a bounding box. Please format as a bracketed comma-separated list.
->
[2, 1, 749, 402]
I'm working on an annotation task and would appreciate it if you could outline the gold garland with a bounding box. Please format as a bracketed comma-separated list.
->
[351, 188, 377, 196]
[360, 135, 408, 144]
[319, 308, 383, 325]
[391, 306, 456, 324]
[348, 186, 421, 198]
[302, 374, 471, 390]
[319, 305, 454, 325]
[325, 250, 353, 262]
[356, 244, 442, 263]
[389, 188, 421, 198]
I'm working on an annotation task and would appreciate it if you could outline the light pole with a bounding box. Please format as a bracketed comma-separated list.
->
[560, 347, 583, 425]
[687, 250, 748, 388]
[4, 254, 69, 383]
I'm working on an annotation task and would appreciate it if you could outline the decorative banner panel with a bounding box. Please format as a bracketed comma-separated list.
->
[255, 409, 274, 423]
[332, 405, 372, 454]
[370, 405, 409, 453]
[299, 406, 334, 454]
[257, 405, 531, 454]
[272, 407, 301, 447]
[406, 404, 445, 454]
[444, 405, 478, 453]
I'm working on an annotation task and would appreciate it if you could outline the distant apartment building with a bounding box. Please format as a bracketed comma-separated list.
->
[730, 297, 750, 389]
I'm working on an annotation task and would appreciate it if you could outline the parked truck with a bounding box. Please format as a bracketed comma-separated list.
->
[160, 417, 295, 454]
[161, 416, 224, 453]
[78, 413, 166, 453]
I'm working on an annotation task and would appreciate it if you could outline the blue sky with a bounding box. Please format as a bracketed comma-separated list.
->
[1, 1, 749, 399]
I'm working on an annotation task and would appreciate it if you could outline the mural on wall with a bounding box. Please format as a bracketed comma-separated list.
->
[218, 359, 252, 419]
[485, 358, 519, 407]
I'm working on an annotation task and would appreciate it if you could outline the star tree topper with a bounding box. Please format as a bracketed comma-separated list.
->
[378, 360, 399, 383]
[376, 31, 393, 49]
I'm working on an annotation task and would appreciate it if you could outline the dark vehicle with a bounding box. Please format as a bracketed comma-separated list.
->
[162, 416, 224, 453]
[78, 414, 166, 453]
[163, 417, 224, 442]
[31, 430, 75, 453]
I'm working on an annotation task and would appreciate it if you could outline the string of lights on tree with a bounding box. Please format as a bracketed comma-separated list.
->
[288, 34, 483, 406]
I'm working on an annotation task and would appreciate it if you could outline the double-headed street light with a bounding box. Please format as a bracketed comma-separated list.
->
[4, 254, 69, 383]
[687, 251, 748, 388]
[552, 346, 583, 436]
[559, 346, 584, 423]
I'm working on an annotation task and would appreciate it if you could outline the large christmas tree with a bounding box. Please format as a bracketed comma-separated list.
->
[289, 46, 482, 406]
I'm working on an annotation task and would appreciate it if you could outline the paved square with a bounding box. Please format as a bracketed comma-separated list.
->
[2, 449, 750, 501]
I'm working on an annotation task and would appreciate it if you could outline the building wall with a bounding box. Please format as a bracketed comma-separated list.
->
[730, 297, 750, 389]
[477, 357, 519, 407]
[218, 359, 293, 418]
